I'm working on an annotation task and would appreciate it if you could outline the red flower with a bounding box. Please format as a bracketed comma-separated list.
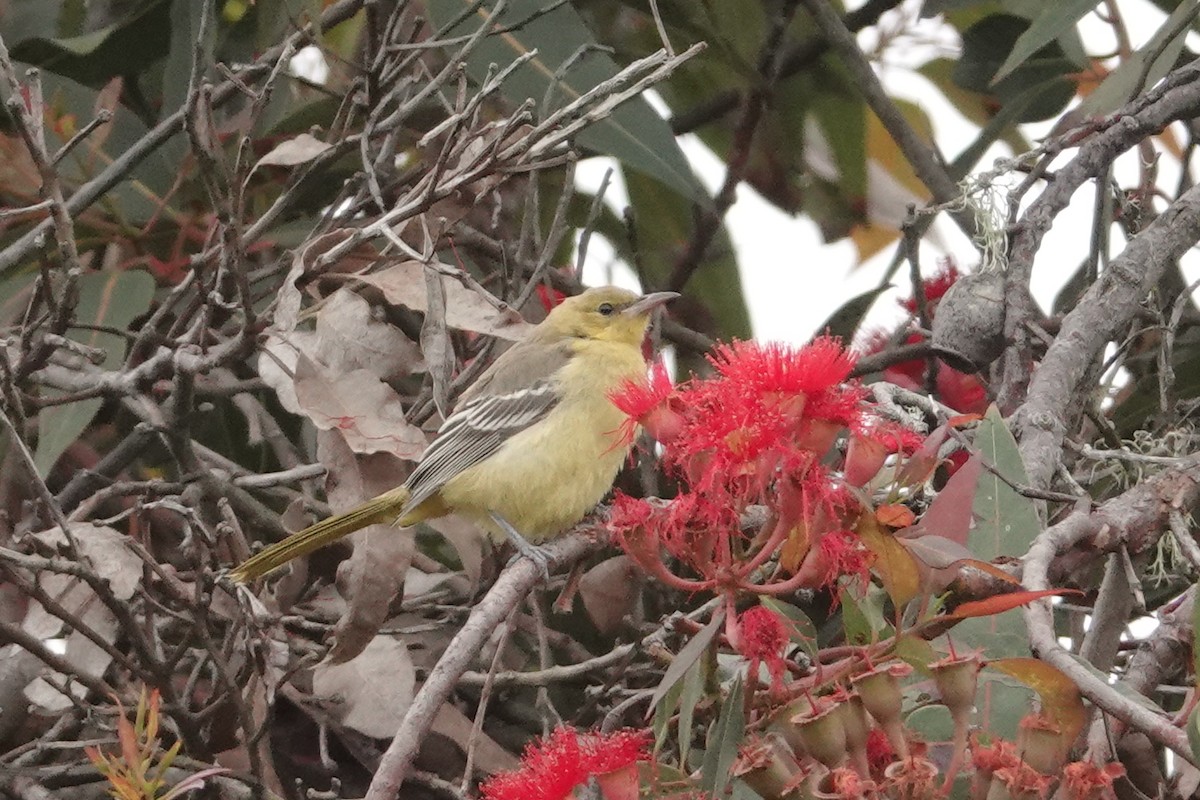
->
[610, 361, 683, 444]
[480, 727, 650, 800]
[865, 728, 895, 775]
[1061, 761, 1124, 800]
[536, 284, 567, 312]
[971, 737, 1019, 775]
[899, 261, 960, 314]
[737, 605, 788, 688]
[816, 529, 872, 589]
[708, 337, 856, 397]
[993, 762, 1053, 799]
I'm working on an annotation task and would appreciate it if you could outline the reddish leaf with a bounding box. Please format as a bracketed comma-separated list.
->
[845, 433, 888, 486]
[896, 423, 950, 486]
[914, 454, 982, 546]
[948, 589, 1079, 620]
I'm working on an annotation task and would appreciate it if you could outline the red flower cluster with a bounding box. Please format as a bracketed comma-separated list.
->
[480, 727, 650, 800]
[609, 337, 905, 595]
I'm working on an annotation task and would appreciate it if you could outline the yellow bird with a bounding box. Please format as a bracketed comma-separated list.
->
[229, 286, 677, 582]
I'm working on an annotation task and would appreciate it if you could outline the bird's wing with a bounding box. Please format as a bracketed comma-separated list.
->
[401, 341, 571, 511]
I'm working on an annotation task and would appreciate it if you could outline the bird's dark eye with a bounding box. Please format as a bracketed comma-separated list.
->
[597, 302, 615, 316]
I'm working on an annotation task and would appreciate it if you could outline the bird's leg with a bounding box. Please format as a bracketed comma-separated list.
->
[490, 512, 553, 581]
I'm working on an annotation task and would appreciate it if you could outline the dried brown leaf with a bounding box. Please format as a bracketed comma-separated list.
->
[255, 133, 332, 169]
[319, 433, 415, 663]
[273, 229, 360, 332]
[294, 354, 428, 461]
[316, 289, 423, 381]
[312, 635, 415, 738]
[257, 331, 311, 415]
[421, 267, 455, 420]
[579, 555, 640, 635]
[358, 261, 532, 341]
[431, 704, 519, 775]
[24, 524, 140, 711]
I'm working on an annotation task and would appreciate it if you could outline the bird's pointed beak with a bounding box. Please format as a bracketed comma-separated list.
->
[623, 291, 680, 317]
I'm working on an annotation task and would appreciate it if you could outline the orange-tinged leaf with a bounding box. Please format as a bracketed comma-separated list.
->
[948, 589, 1079, 620]
[987, 657, 1086, 747]
[948, 413, 984, 427]
[117, 714, 139, 777]
[867, 106, 933, 202]
[780, 522, 812, 573]
[876, 504, 915, 529]
[961, 558, 1022, 586]
[858, 514, 920, 608]
[850, 223, 900, 266]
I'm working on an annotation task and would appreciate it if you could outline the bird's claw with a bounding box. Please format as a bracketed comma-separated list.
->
[492, 512, 553, 582]
[505, 544, 553, 581]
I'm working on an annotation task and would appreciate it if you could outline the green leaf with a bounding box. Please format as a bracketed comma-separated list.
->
[953, 405, 1042, 660]
[974, 672, 1034, 739]
[7, 0, 172, 88]
[842, 581, 888, 646]
[971, 404, 1041, 560]
[678, 650, 706, 768]
[35, 270, 155, 475]
[809, 56, 867, 203]
[1189, 707, 1200, 766]
[700, 675, 745, 798]
[953, 14, 1076, 123]
[423, 0, 705, 204]
[815, 285, 890, 342]
[1074, 0, 1200, 118]
[759, 597, 818, 656]
[623, 167, 751, 344]
[651, 609, 723, 712]
[992, 0, 1099, 84]
[1193, 583, 1200, 684]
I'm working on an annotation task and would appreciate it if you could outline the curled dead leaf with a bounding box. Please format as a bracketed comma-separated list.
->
[358, 261, 532, 341]
[294, 354, 428, 461]
[254, 132, 333, 169]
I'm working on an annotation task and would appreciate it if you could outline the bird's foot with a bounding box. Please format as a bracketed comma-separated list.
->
[491, 512, 553, 581]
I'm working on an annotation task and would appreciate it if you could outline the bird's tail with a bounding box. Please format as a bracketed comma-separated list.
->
[229, 486, 411, 582]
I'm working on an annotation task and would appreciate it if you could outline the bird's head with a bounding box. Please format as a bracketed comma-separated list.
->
[542, 286, 679, 347]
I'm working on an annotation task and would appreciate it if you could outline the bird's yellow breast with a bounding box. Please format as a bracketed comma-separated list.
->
[437, 339, 645, 541]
